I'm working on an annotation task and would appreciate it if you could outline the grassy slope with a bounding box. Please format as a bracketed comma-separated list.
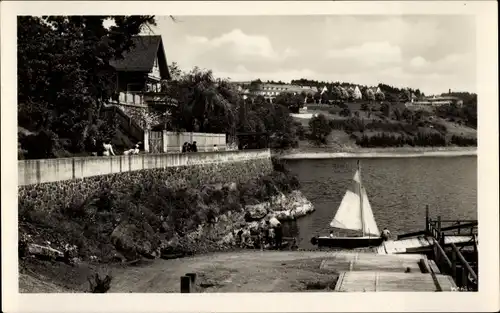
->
[293, 104, 476, 152]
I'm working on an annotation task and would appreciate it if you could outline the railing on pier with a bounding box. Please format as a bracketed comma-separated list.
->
[432, 238, 478, 291]
[426, 208, 478, 291]
[396, 205, 478, 291]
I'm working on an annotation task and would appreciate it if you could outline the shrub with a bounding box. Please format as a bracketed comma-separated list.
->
[19, 159, 300, 261]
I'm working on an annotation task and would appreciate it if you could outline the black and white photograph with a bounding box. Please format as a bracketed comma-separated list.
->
[1, 1, 498, 312]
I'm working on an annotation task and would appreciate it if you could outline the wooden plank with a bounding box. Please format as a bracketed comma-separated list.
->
[321, 252, 424, 273]
[428, 260, 441, 274]
[334, 272, 346, 291]
[335, 271, 456, 292]
[434, 274, 458, 291]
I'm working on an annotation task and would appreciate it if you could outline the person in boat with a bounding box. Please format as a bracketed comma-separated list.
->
[381, 227, 391, 241]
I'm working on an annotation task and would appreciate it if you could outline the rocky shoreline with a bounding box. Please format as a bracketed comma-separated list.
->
[163, 190, 314, 254]
[20, 188, 315, 266]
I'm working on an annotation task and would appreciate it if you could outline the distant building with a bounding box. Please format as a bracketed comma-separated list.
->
[231, 82, 318, 103]
[408, 95, 463, 108]
[353, 86, 362, 100]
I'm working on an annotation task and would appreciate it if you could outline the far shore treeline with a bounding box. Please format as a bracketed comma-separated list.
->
[17, 15, 477, 160]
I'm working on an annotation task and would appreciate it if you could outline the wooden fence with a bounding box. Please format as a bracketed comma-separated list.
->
[145, 131, 227, 153]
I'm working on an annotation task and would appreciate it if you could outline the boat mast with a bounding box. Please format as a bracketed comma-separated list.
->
[358, 160, 366, 237]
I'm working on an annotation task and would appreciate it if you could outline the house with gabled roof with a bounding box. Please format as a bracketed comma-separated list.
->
[109, 35, 171, 106]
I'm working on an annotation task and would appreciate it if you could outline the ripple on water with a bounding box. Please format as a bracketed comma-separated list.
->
[281, 156, 477, 249]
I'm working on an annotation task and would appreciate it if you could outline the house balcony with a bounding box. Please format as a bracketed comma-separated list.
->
[110, 91, 177, 108]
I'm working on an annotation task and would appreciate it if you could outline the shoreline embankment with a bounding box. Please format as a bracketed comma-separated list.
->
[277, 147, 477, 160]
[18, 150, 316, 292]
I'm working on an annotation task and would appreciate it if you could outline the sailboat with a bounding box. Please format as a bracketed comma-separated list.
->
[310, 160, 384, 248]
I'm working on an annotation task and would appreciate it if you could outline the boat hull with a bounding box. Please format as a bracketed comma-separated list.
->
[312, 236, 384, 248]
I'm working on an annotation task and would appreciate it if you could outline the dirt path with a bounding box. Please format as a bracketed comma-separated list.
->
[108, 251, 342, 293]
[20, 250, 350, 293]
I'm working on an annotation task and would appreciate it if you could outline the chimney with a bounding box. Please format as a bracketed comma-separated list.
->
[449, 88, 451, 94]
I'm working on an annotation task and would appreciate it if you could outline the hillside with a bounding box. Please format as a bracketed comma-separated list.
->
[293, 101, 477, 151]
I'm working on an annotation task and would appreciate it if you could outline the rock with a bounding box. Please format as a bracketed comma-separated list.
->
[110, 222, 156, 260]
[227, 182, 237, 191]
[247, 221, 260, 232]
[244, 203, 269, 221]
[28, 244, 64, 260]
[269, 216, 281, 227]
[111, 253, 125, 263]
[160, 222, 170, 233]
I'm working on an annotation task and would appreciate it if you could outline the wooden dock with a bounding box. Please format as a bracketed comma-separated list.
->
[319, 251, 454, 292]
[334, 271, 457, 292]
[377, 235, 475, 254]
[319, 210, 478, 292]
[320, 251, 426, 273]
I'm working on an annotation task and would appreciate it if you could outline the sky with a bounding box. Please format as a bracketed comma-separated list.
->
[151, 15, 476, 95]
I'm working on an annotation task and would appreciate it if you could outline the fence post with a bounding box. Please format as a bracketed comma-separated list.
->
[461, 265, 468, 290]
[457, 221, 461, 235]
[144, 130, 150, 153]
[425, 205, 429, 233]
[162, 130, 168, 153]
[440, 232, 445, 247]
[437, 216, 441, 233]
[433, 242, 438, 264]
[451, 249, 457, 279]
[180, 276, 191, 293]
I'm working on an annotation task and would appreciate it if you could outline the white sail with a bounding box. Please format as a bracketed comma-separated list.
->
[329, 167, 379, 236]
[330, 190, 362, 231]
[361, 187, 380, 237]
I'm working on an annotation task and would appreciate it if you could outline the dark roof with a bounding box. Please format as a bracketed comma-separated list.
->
[110, 35, 170, 79]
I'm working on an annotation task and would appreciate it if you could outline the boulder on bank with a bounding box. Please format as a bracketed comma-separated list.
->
[110, 222, 159, 260]
[27, 243, 64, 260]
[269, 190, 314, 220]
[244, 203, 269, 221]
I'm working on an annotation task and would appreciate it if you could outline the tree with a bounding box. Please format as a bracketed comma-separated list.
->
[381, 102, 391, 118]
[168, 62, 183, 80]
[339, 107, 351, 117]
[347, 87, 356, 102]
[399, 90, 411, 103]
[313, 92, 321, 104]
[18, 15, 156, 156]
[274, 92, 304, 113]
[366, 89, 375, 104]
[308, 114, 331, 146]
[321, 92, 330, 105]
[168, 68, 238, 134]
[375, 90, 385, 101]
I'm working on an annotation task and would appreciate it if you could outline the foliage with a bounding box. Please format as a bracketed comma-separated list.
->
[339, 107, 351, 117]
[434, 95, 477, 129]
[365, 89, 375, 102]
[18, 15, 156, 157]
[375, 90, 385, 101]
[274, 92, 305, 114]
[167, 67, 238, 134]
[308, 114, 332, 146]
[19, 160, 300, 260]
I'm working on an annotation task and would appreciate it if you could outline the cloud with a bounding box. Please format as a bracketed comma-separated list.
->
[214, 65, 316, 82]
[186, 29, 284, 60]
[327, 42, 403, 68]
[410, 56, 428, 68]
[158, 16, 476, 94]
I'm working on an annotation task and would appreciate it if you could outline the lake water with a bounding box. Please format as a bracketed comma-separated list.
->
[282, 156, 477, 249]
